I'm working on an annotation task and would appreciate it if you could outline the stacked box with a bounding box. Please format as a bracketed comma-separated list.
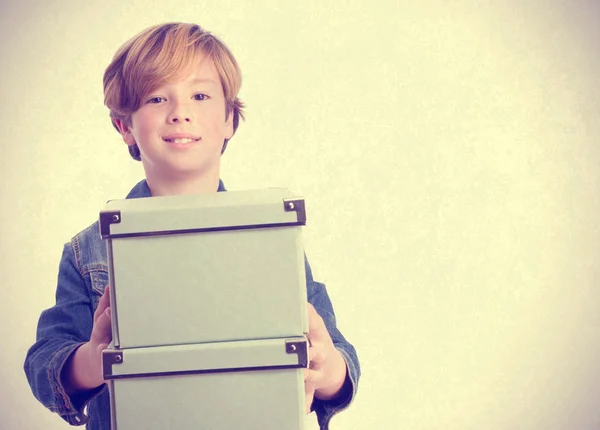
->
[100, 188, 309, 430]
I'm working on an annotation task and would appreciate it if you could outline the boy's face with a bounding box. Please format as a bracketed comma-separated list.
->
[117, 53, 234, 186]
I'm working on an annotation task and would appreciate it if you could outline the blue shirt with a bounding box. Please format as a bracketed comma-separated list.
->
[24, 179, 360, 429]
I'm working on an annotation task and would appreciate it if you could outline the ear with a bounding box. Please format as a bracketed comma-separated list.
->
[114, 118, 136, 146]
[224, 109, 234, 140]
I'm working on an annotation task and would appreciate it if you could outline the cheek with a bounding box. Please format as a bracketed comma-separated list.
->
[204, 112, 229, 135]
[132, 115, 159, 138]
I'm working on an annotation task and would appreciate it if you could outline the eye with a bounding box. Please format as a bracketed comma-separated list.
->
[146, 96, 165, 104]
[193, 93, 208, 101]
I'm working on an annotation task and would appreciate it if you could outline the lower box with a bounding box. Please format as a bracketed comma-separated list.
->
[103, 337, 309, 430]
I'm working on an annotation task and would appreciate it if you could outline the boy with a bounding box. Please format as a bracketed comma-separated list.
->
[24, 22, 359, 430]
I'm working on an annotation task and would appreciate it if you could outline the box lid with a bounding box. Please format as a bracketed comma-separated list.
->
[99, 188, 305, 239]
[103, 337, 308, 380]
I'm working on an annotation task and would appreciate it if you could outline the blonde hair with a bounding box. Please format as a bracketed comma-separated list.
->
[103, 23, 245, 159]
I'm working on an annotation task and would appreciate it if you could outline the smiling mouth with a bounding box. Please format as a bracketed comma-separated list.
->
[163, 137, 200, 144]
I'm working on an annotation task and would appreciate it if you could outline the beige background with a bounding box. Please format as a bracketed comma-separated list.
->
[2, 1, 600, 429]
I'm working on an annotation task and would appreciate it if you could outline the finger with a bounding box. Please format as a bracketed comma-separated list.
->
[306, 304, 327, 344]
[91, 307, 112, 346]
[305, 392, 314, 414]
[96, 339, 111, 356]
[308, 346, 325, 368]
[94, 285, 111, 322]
[304, 380, 315, 414]
[304, 378, 315, 391]
[98, 342, 110, 382]
[304, 368, 323, 386]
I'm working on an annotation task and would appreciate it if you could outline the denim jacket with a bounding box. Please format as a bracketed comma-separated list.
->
[24, 179, 360, 430]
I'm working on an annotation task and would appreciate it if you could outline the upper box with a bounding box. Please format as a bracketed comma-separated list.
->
[100, 188, 309, 349]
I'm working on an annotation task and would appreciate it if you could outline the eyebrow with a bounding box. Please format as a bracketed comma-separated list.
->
[190, 78, 218, 85]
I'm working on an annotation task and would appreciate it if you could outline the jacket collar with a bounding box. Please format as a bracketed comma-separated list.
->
[125, 179, 227, 199]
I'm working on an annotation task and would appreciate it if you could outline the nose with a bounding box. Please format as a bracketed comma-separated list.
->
[170, 115, 191, 123]
[167, 100, 193, 124]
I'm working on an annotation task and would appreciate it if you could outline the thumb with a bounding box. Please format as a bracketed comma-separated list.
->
[91, 307, 112, 347]
[307, 303, 327, 343]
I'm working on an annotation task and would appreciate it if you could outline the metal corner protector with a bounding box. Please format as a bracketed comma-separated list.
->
[99, 210, 122, 239]
[102, 349, 124, 380]
[283, 198, 306, 225]
[285, 339, 309, 367]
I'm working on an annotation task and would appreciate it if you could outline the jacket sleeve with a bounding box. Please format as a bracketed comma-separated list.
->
[24, 243, 105, 426]
[305, 256, 361, 430]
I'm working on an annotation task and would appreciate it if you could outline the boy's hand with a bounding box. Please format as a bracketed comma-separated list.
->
[304, 376, 315, 414]
[63, 285, 112, 395]
[89, 284, 113, 372]
[90, 285, 112, 365]
[304, 303, 348, 413]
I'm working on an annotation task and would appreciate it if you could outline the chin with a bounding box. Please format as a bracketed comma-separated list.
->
[174, 161, 218, 175]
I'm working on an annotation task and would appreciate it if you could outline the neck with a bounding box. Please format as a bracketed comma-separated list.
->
[145, 167, 221, 196]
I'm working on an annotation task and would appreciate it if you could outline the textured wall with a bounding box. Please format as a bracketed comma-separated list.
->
[2, 1, 599, 429]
